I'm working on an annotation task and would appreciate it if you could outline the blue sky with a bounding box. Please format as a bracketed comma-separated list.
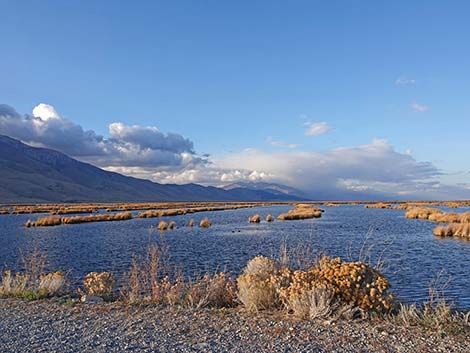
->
[1, 1, 470, 199]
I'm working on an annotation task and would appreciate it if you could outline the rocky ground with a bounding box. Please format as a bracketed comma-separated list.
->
[0, 299, 468, 353]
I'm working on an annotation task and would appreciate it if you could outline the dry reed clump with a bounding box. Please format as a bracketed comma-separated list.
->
[433, 223, 470, 239]
[428, 212, 470, 224]
[157, 221, 168, 231]
[277, 204, 323, 221]
[265, 214, 274, 222]
[38, 272, 67, 294]
[200, 218, 212, 228]
[25, 212, 133, 227]
[121, 244, 236, 308]
[168, 221, 176, 230]
[249, 214, 261, 223]
[0, 208, 10, 214]
[405, 207, 443, 220]
[364, 203, 391, 209]
[188, 219, 195, 227]
[83, 272, 116, 299]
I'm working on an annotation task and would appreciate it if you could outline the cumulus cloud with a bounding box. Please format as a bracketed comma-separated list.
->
[411, 101, 428, 112]
[304, 121, 334, 137]
[0, 103, 202, 169]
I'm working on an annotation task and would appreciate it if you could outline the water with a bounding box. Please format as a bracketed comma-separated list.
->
[1, 205, 470, 308]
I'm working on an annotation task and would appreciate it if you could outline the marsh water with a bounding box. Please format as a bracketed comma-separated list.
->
[1, 204, 470, 308]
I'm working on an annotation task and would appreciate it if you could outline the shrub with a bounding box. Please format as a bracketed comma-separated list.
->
[83, 272, 116, 299]
[249, 214, 261, 223]
[188, 219, 195, 227]
[310, 256, 394, 312]
[38, 272, 67, 295]
[168, 221, 176, 230]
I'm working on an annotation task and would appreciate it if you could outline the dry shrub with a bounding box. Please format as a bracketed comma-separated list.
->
[188, 219, 195, 227]
[249, 214, 261, 223]
[157, 221, 168, 231]
[265, 214, 274, 222]
[168, 221, 176, 230]
[433, 223, 470, 239]
[185, 273, 237, 308]
[83, 272, 116, 298]
[237, 256, 290, 311]
[38, 272, 67, 294]
[200, 218, 212, 228]
[282, 283, 335, 320]
[277, 204, 323, 221]
[310, 256, 394, 312]
[405, 207, 442, 220]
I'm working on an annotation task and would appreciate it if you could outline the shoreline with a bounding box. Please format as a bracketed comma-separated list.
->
[0, 298, 468, 352]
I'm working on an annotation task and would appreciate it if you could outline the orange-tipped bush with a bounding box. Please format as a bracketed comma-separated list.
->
[83, 272, 116, 298]
[249, 214, 261, 223]
[200, 218, 212, 228]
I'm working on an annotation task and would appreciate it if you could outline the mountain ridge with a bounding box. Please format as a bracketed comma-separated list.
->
[0, 135, 306, 203]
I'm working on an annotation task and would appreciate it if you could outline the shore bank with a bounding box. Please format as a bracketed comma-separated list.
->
[0, 299, 468, 353]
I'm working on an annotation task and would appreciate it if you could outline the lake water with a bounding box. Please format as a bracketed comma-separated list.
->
[1, 204, 470, 308]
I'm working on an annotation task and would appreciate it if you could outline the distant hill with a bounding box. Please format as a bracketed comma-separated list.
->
[222, 181, 308, 200]
[0, 135, 304, 203]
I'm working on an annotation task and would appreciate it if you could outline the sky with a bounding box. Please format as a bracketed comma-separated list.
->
[1, 0, 470, 199]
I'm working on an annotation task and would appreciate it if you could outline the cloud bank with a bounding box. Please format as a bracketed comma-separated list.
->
[0, 103, 465, 200]
[0, 103, 203, 169]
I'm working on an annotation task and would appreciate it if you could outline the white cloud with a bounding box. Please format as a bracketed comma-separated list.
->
[395, 76, 416, 85]
[304, 121, 334, 137]
[0, 103, 203, 169]
[267, 137, 299, 149]
[411, 101, 428, 112]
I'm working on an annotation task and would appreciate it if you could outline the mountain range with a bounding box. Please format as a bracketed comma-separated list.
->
[0, 135, 307, 203]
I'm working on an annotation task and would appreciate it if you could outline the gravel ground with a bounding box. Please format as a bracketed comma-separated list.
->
[0, 299, 468, 353]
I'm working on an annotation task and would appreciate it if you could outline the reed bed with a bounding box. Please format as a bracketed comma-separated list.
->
[25, 212, 133, 227]
[364, 203, 392, 209]
[433, 223, 470, 239]
[277, 204, 323, 220]
[0, 208, 10, 214]
[405, 207, 443, 220]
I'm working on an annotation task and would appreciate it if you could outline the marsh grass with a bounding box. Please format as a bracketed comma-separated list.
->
[0, 248, 67, 300]
[25, 212, 133, 227]
[277, 204, 323, 221]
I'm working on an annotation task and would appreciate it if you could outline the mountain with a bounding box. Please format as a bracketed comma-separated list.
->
[223, 181, 308, 200]
[0, 135, 302, 203]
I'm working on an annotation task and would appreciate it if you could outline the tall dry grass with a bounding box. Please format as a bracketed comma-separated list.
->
[433, 223, 470, 239]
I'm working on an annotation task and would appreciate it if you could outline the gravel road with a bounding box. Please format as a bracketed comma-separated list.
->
[0, 299, 468, 352]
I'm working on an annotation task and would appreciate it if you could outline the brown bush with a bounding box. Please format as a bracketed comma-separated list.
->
[249, 214, 261, 223]
[265, 214, 274, 222]
[188, 219, 195, 227]
[83, 272, 116, 298]
[168, 221, 176, 230]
